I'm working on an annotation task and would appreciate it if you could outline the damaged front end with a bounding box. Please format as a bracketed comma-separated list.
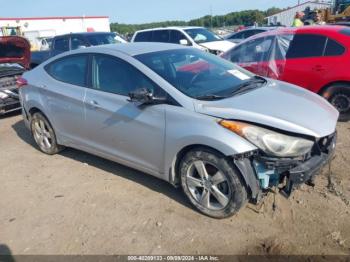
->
[234, 132, 337, 202]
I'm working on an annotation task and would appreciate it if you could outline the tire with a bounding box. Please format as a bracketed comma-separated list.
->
[30, 112, 64, 155]
[179, 148, 247, 219]
[323, 84, 350, 122]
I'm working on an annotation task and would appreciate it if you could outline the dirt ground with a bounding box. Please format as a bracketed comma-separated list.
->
[0, 113, 349, 255]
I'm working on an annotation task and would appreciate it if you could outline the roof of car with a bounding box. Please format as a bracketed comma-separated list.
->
[135, 26, 203, 33]
[79, 42, 187, 56]
[261, 25, 346, 36]
[56, 32, 114, 38]
[238, 25, 348, 41]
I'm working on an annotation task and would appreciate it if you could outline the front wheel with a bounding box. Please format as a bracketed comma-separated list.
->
[179, 148, 247, 219]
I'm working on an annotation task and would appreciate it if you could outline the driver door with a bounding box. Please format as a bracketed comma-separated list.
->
[83, 54, 166, 174]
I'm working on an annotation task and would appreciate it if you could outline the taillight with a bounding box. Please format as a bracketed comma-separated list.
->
[16, 77, 28, 88]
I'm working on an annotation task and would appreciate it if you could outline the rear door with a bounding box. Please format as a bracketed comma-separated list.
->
[43, 54, 88, 143]
[83, 54, 166, 174]
[282, 34, 328, 91]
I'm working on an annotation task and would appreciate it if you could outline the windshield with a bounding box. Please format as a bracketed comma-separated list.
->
[86, 34, 117, 46]
[135, 48, 257, 99]
[184, 28, 222, 44]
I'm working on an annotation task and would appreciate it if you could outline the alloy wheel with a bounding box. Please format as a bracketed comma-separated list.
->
[186, 160, 231, 210]
[32, 118, 53, 151]
[331, 93, 350, 113]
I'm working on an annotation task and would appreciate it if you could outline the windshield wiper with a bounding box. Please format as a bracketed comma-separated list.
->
[231, 76, 267, 96]
[195, 94, 227, 101]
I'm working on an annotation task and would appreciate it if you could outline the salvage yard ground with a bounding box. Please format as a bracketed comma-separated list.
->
[0, 113, 349, 255]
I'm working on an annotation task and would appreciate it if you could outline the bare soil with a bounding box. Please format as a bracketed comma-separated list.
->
[0, 113, 349, 255]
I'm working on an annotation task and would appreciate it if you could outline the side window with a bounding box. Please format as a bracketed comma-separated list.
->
[71, 36, 87, 50]
[152, 30, 170, 43]
[134, 31, 152, 42]
[169, 30, 187, 44]
[273, 34, 293, 60]
[45, 55, 88, 86]
[286, 34, 327, 59]
[244, 30, 259, 39]
[229, 36, 273, 63]
[229, 31, 244, 40]
[54, 38, 69, 52]
[91, 55, 165, 97]
[324, 38, 345, 56]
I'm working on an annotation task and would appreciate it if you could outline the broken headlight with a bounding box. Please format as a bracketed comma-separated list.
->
[219, 120, 314, 157]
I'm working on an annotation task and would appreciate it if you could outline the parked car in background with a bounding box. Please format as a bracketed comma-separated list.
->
[131, 26, 236, 55]
[222, 25, 350, 121]
[19, 43, 338, 218]
[0, 36, 30, 115]
[224, 27, 279, 44]
[31, 32, 119, 68]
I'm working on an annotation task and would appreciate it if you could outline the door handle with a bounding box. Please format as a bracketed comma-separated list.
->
[88, 100, 101, 109]
[312, 65, 325, 72]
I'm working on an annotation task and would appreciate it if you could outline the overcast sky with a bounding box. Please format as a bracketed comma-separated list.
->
[2, 0, 303, 24]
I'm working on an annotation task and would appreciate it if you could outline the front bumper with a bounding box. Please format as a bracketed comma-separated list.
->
[280, 145, 335, 197]
[235, 132, 337, 200]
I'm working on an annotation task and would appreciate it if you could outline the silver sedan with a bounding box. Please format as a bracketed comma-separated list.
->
[19, 43, 338, 218]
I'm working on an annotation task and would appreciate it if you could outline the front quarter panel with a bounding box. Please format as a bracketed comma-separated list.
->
[164, 104, 257, 182]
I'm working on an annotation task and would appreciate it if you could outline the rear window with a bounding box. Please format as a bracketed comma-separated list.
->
[54, 38, 69, 52]
[45, 55, 88, 87]
[324, 38, 345, 56]
[134, 31, 153, 42]
[152, 30, 170, 43]
[85, 34, 116, 46]
[286, 34, 327, 59]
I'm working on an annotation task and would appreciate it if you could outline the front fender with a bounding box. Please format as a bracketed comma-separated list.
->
[163, 106, 257, 183]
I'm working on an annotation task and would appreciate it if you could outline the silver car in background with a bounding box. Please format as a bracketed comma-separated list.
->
[19, 43, 338, 218]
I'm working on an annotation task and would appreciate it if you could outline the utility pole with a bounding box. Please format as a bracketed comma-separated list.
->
[210, 5, 213, 29]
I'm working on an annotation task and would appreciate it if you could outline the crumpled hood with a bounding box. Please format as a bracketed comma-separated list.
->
[200, 40, 236, 52]
[0, 36, 31, 69]
[194, 80, 339, 138]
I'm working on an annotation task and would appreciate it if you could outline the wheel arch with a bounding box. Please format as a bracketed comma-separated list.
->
[318, 81, 350, 98]
[27, 107, 56, 133]
[168, 144, 254, 199]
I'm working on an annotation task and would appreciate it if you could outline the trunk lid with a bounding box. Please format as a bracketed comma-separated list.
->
[0, 36, 31, 69]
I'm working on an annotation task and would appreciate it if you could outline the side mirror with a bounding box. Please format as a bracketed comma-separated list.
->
[128, 88, 167, 105]
[179, 39, 189, 46]
[77, 45, 87, 49]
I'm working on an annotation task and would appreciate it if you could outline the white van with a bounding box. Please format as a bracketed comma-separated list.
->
[131, 26, 236, 55]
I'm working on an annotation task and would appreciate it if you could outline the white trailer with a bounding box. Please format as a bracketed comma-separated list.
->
[0, 16, 110, 50]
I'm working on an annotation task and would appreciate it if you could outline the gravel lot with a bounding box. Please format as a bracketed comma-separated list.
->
[0, 113, 349, 255]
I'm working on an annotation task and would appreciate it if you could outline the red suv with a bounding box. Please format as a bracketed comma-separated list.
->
[222, 26, 350, 121]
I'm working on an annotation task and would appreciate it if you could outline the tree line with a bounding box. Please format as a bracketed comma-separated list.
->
[110, 7, 282, 35]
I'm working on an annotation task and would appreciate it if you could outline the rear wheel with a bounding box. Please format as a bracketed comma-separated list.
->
[323, 84, 350, 122]
[179, 148, 247, 219]
[30, 112, 64, 154]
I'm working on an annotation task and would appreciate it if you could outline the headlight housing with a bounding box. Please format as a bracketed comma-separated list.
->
[219, 120, 314, 157]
